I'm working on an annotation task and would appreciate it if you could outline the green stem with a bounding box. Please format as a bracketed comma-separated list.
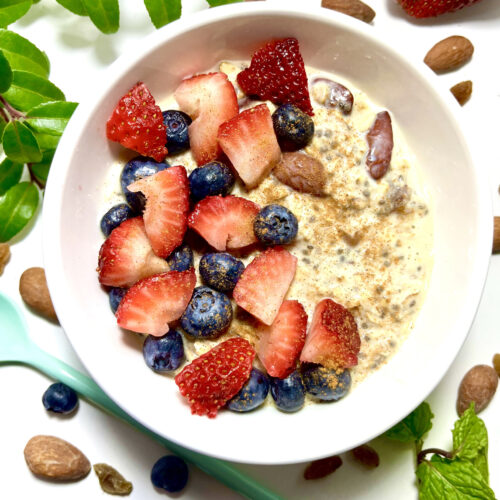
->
[0, 96, 25, 120]
[27, 164, 45, 190]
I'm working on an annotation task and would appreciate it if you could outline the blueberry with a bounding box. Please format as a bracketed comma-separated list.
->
[180, 286, 233, 339]
[272, 104, 314, 151]
[253, 204, 298, 245]
[227, 368, 270, 412]
[270, 370, 305, 413]
[162, 110, 191, 155]
[151, 455, 188, 493]
[199, 253, 244, 292]
[100, 203, 134, 237]
[143, 330, 185, 372]
[109, 287, 127, 314]
[301, 363, 351, 401]
[166, 244, 193, 272]
[42, 382, 78, 414]
[121, 156, 170, 213]
[188, 161, 235, 201]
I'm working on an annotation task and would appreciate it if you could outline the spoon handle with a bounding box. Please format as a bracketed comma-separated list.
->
[28, 348, 282, 500]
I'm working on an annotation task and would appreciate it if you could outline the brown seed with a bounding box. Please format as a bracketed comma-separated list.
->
[24, 435, 91, 481]
[19, 267, 58, 322]
[457, 364, 498, 416]
[492, 354, 500, 377]
[94, 463, 133, 495]
[424, 36, 474, 73]
[450, 80, 472, 106]
[351, 445, 380, 469]
[0, 243, 10, 275]
[321, 0, 376, 23]
[366, 111, 393, 180]
[274, 152, 326, 196]
[493, 216, 500, 254]
[304, 455, 343, 480]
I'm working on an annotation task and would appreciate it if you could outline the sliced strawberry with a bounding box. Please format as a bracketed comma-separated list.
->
[233, 246, 297, 325]
[116, 268, 196, 336]
[98, 217, 170, 287]
[237, 38, 313, 115]
[127, 166, 189, 258]
[397, 0, 481, 18]
[218, 104, 281, 189]
[300, 298, 361, 369]
[175, 337, 255, 418]
[174, 72, 238, 166]
[257, 300, 307, 379]
[188, 195, 259, 251]
[106, 82, 167, 162]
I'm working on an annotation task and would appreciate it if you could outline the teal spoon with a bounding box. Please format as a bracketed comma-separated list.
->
[0, 291, 282, 500]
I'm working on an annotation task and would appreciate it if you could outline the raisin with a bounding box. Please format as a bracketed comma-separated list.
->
[304, 455, 342, 480]
[351, 445, 380, 469]
[94, 463, 133, 496]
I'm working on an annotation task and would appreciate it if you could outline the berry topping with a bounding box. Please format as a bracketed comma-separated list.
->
[233, 246, 297, 325]
[300, 363, 351, 401]
[180, 286, 233, 339]
[98, 217, 170, 287]
[253, 204, 299, 246]
[227, 368, 270, 412]
[199, 252, 245, 292]
[274, 152, 326, 196]
[396, 0, 482, 18]
[42, 382, 78, 414]
[174, 72, 238, 165]
[166, 243, 193, 272]
[143, 330, 185, 372]
[108, 287, 127, 314]
[300, 298, 361, 369]
[127, 166, 190, 258]
[188, 195, 260, 251]
[269, 370, 305, 413]
[272, 104, 314, 151]
[116, 268, 196, 336]
[106, 82, 167, 162]
[218, 104, 281, 189]
[151, 455, 188, 493]
[257, 300, 307, 379]
[100, 203, 134, 237]
[174, 337, 255, 418]
[188, 161, 235, 201]
[162, 110, 191, 155]
[237, 38, 313, 115]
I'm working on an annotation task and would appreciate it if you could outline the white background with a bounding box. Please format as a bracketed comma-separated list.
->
[1, 0, 500, 498]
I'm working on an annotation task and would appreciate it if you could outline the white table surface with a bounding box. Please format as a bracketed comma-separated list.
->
[2, 0, 500, 498]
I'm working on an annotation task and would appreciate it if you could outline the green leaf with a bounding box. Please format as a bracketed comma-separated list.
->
[0, 181, 38, 242]
[34, 132, 59, 151]
[0, 158, 23, 195]
[0, 50, 12, 93]
[0, 29, 50, 78]
[0, 0, 32, 28]
[0, 107, 6, 137]
[144, 0, 181, 29]
[56, 0, 87, 16]
[416, 455, 495, 500]
[30, 150, 54, 186]
[25, 101, 77, 135]
[3, 120, 42, 163]
[384, 402, 434, 444]
[81, 0, 119, 34]
[206, 0, 243, 6]
[2, 70, 64, 111]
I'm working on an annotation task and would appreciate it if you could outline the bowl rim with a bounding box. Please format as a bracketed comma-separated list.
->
[43, 2, 493, 464]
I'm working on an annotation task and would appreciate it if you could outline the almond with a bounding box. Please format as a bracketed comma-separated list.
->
[321, 0, 375, 23]
[450, 80, 472, 105]
[457, 364, 498, 416]
[493, 216, 500, 253]
[0, 243, 10, 275]
[274, 152, 326, 196]
[19, 267, 58, 322]
[424, 36, 474, 73]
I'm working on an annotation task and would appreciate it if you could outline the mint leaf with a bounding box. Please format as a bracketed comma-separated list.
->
[25, 101, 77, 135]
[81, 0, 119, 34]
[0, 158, 23, 195]
[0, 181, 38, 241]
[30, 150, 54, 186]
[416, 455, 495, 500]
[0, 0, 32, 28]
[206, 0, 244, 6]
[34, 132, 60, 151]
[3, 120, 42, 163]
[56, 0, 87, 16]
[144, 0, 181, 29]
[0, 49, 13, 92]
[385, 402, 434, 444]
[0, 29, 50, 78]
[2, 70, 64, 111]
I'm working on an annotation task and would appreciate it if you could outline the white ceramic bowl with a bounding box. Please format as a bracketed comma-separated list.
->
[43, 4, 492, 464]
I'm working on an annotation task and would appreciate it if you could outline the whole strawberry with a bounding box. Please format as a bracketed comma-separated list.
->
[397, 0, 482, 18]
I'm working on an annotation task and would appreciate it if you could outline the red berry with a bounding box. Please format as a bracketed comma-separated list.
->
[397, 0, 482, 18]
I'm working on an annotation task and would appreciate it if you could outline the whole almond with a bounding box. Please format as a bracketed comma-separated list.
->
[424, 36, 474, 73]
[274, 152, 326, 196]
[321, 0, 375, 23]
[493, 216, 500, 253]
[450, 80, 472, 106]
[24, 435, 91, 480]
[0, 243, 10, 275]
[457, 364, 498, 416]
[19, 267, 58, 322]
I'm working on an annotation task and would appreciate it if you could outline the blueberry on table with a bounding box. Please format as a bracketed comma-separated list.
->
[120, 156, 170, 213]
[254, 204, 298, 245]
[272, 104, 314, 151]
[166, 243, 193, 272]
[270, 370, 305, 413]
[227, 368, 270, 412]
[108, 287, 127, 314]
[301, 363, 351, 401]
[180, 286, 233, 339]
[42, 382, 78, 414]
[188, 161, 235, 201]
[162, 110, 191, 155]
[151, 455, 188, 493]
[143, 330, 185, 372]
[199, 252, 244, 292]
[100, 203, 134, 237]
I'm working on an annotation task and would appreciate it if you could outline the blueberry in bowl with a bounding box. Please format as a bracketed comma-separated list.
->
[162, 110, 191, 155]
[199, 252, 244, 292]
